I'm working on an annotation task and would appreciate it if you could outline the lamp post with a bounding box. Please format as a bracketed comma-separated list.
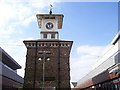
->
[38, 51, 51, 90]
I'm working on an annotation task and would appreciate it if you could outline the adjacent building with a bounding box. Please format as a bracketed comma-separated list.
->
[75, 31, 120, 89]
[0, 47, 24, 89]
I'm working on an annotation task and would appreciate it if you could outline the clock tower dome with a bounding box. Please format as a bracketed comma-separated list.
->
[36, 14, 64, 39]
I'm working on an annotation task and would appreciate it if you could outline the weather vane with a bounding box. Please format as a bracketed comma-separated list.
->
[49, 4, 53, 15]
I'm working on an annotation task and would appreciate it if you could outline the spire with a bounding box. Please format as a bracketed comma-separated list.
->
[49, 4, 53, 15]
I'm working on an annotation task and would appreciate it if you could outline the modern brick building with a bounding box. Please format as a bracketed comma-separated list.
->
[23, 12, 73, 89]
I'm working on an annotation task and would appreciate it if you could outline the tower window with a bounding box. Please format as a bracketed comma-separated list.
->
[43, 34, 47, 39]
[51, 34, 55, 39]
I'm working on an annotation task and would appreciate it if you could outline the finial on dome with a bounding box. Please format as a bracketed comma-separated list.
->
[49, 4, 53, 15]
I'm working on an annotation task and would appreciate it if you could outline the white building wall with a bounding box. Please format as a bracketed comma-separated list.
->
[93, 43, 118, 69]
[77, 32, 120, 86]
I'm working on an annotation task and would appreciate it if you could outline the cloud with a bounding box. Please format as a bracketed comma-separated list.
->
[77, 45, 107, 56]
[0, 0, 60, 78]
[22, 15, 35, 26]
[0, 0, 59, 40]
[0, 0, 53, 39]
[70, 45, 107, 82]
[54, 0, 119, 2]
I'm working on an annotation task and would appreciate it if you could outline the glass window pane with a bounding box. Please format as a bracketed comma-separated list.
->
[51, 34, 55, 39]
[43, 34, 47, 38]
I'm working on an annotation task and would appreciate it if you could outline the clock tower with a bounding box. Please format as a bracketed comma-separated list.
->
[37, 14, 63, 40]
[23, 11, 73, 89]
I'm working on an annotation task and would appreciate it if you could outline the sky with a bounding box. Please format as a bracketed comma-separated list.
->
[0, 0, 119, 82]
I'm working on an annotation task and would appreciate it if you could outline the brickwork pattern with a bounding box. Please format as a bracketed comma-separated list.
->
[23, 40, 73, 89]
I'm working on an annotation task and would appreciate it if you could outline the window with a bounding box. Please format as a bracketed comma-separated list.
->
[43, 34, 47, 39]
[51, 34, 55, 39]
[115, 52, 120, 64]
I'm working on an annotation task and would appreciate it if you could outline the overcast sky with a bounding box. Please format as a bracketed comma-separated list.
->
[0, 0, 119, 82]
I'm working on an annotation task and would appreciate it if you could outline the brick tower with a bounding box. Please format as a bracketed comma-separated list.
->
[23, 11, 73, 89]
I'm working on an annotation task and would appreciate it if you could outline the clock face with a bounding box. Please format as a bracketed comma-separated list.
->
[46, 22, 54, 30]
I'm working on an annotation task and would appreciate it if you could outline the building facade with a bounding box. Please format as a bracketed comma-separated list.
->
[0, 47, 24, 89]
[23, 13, 73, 89]
[75, 32, 120, 90]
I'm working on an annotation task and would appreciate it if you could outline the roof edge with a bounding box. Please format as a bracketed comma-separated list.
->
[111, 31, 120, 45]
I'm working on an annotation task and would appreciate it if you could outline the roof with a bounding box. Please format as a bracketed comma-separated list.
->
[0, 47, 21, 70]
[23, 39, 73, 51]
[111, 31, 120, 45]
[23, 39, 73, 43]
[36, 14, 64, 29]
